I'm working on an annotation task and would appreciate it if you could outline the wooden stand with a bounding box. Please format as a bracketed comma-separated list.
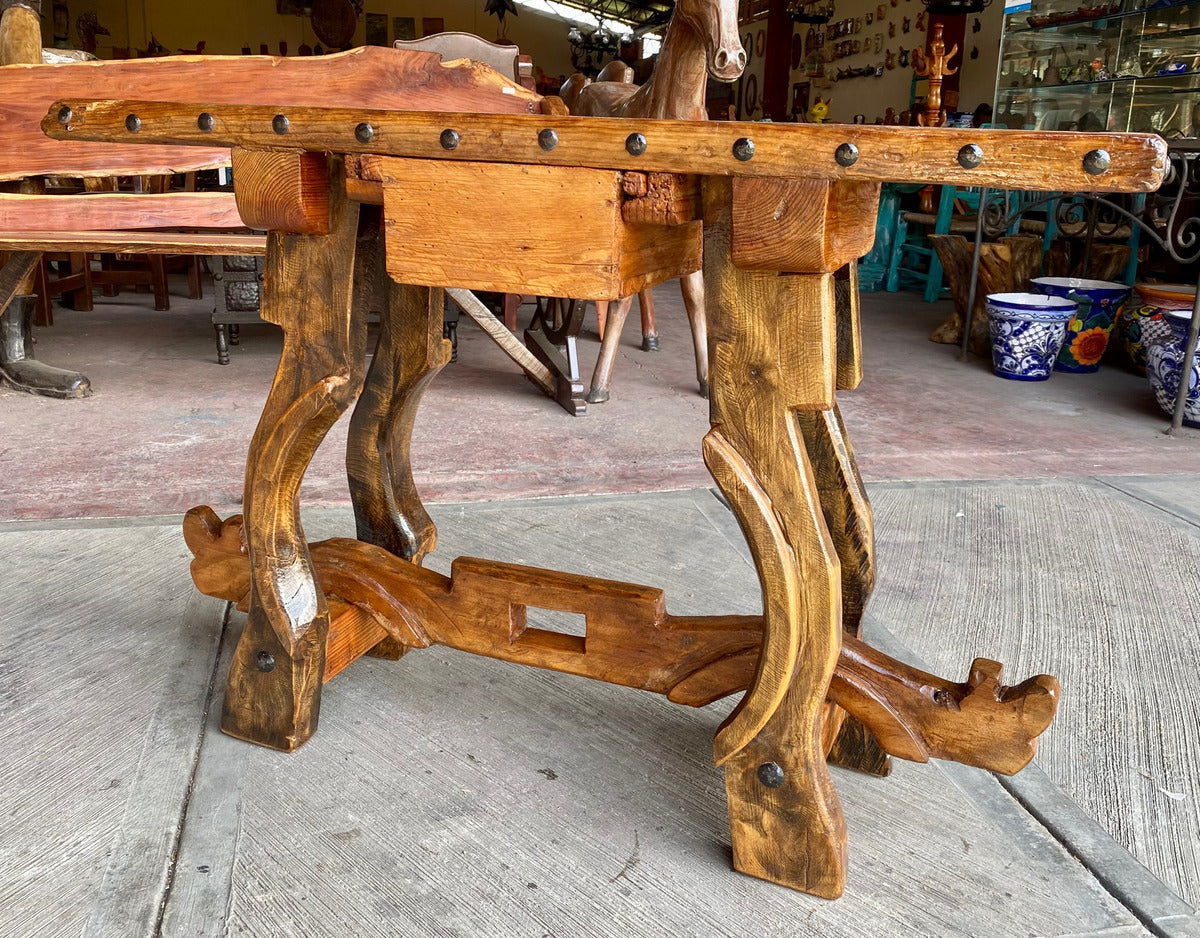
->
[42, 84, 1167, 898]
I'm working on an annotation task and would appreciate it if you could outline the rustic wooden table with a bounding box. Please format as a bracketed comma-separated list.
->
[41, 68, 1167, 899]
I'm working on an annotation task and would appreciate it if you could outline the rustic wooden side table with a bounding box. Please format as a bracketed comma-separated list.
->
[43, 74, 1166, 898]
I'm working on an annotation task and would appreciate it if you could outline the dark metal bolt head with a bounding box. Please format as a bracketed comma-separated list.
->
[255, 651, 276, 672]
[440, 128, 460, 150]
[124, 114, 141, 134]
[732, 137, 755, 162]
[757, 761, 785, 788]
[625, 132, 647, 157]
[272, 114, 289, 135]
[355, 122, 374, 144]
[1083, 148, 1111, 175]
[957, 144, 983, 169]
[538, 128, 559, 151]
[835, 142, 859, 167]
[57, 105, 73, 125]
[197, 112, 215, 133]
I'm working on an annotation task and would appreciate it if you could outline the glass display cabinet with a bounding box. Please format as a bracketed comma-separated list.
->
[993, 0, 1200, 138]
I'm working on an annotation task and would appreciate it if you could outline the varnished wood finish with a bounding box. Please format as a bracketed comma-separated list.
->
[702, 176, 846, 897]
[46, 99, 1170, 193]
[6, 47, 543, 181]
[231, 149, 331, 235]
[377, 157, 701, 300]
[185, 506, 1059, 777]
[731, 178, 881, 273]
[0, 231, 266, 255]
[220, 157, 367, 752]
[346, 272, 450, 565]
[0, 191, 245, 232]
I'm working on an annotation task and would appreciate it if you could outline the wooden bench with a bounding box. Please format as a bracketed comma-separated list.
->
[0, 19, 540, 394]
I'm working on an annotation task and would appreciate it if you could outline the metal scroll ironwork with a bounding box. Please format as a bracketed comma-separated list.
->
[962, 140, 1200, 435]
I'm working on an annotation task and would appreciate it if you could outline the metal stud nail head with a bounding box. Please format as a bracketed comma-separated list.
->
[440, 128, 460, 150]
[255, 651, 276, 672]
[355, 122, 374, 144]
[124, 114, 141, 134]
[538, 128, 559, 151]
[625, 132, 647, 156]
[757, 762, 785, 788]
[57, 105, 73, 125]
[272, 114, 289, 135]
[197, 112, 215, 132]
[1083, 148, 1110, 175]
[957, 144, 983, 169]
[732, 137, 755, 162]
[835, 142, 859, 167]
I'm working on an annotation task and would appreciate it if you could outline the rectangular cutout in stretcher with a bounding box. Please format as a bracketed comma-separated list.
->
[378, 158, 702, 300]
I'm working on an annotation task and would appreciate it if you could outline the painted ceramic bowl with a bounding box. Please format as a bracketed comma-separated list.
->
[1145, 307, 1200, 428]
[1030, 277, 1131, 373]
[1118, 283, 1195, 374]
[985, 292, 1079, 381]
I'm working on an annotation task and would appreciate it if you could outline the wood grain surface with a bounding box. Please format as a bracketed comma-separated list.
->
[231, 149, 330, 234]
[0, 231, 267, 254]
[4, 46, 541, 181]
[0, 190, 245, 232]
[45, 98, 1170, 192]
[701, 176, 846, 896]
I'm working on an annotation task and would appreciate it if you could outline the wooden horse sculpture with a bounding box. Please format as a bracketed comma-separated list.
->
[561, 0, 746, 403]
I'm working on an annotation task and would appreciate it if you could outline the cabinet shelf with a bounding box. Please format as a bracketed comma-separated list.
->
[994, 0, 1200, 136]
[1007, 0, 1200, 34]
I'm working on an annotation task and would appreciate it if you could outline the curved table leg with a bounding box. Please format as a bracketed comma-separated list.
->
[221, 168, 367, 752]
[703, 180, 847, 898]
[346, 222, 451, 564]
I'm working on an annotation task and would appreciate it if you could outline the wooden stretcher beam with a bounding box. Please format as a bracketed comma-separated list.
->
[43, 98, 1169, 193]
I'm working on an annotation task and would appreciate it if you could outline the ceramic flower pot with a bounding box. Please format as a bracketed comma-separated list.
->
[985, 292, 1078, 381]
[1118, 283, 1195, 374]
[1145, 307, 1200, 428]
[1030, 277, 1130, 373]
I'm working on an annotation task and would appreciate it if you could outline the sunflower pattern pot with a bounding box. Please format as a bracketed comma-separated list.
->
[1030, 277, 1131, 374]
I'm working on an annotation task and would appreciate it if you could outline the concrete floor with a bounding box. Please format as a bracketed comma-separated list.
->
[1, 276, 1198, 936]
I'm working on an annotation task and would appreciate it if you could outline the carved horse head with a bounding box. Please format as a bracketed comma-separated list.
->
[673, 0, 746, 82]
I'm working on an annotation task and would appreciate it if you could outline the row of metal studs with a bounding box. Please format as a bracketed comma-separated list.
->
[57, 105, 1114, 177]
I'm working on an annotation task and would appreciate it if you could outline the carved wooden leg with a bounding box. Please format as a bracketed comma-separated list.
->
[679, 269, 709, 398]
[585, 293, 634, 403]
[703, 180, 847, 898]
[220, 165, 367, 752]
[346, 275, 451, 564]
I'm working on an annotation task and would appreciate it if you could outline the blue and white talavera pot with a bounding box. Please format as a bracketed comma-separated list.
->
[1145, 307, 1200, 428]
[985, 292, 1079, 381]
[1030, 277, 1131, 374]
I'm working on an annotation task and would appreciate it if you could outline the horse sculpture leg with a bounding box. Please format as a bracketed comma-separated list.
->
[585, 293, 634, 403]
[680, 269, 710, 398]
[703, 179, 847, 897]
[220, 161, 368, 752]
